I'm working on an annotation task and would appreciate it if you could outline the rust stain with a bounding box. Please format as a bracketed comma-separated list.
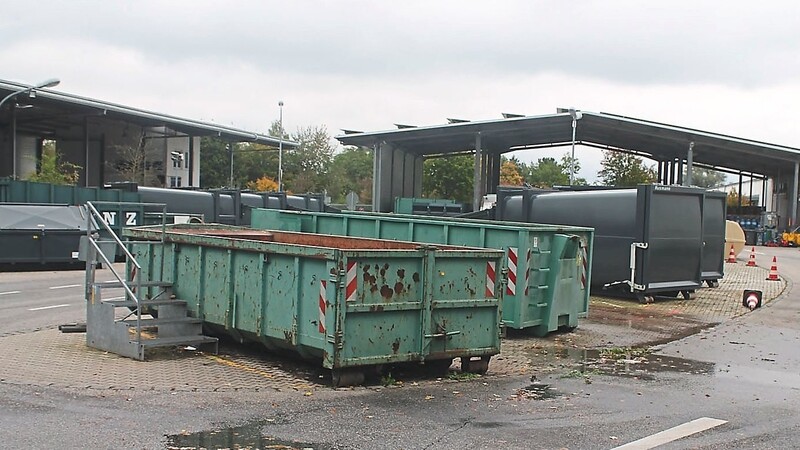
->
[412, 272, 420, 282]
[380, 284, 393, 299]
[392, 339, 401, 354]
[283, 330, 294, 344]
[369, 304, 385, 312]
[379, 267, 386, 277]
[394, 282, 404, 294]
[397, 269, 405, 279]
[370, 284, 378, 293]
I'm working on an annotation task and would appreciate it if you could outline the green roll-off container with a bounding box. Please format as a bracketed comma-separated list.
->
[251, 209, 594, 336]
[123, 224, 504, 385]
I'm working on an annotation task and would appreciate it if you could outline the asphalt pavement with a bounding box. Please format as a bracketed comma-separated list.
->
[0, 249, 798, 449]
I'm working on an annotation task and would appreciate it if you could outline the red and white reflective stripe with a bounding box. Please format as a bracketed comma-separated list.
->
[580, 244, 588, 290]
[345, 260, 357, 302]
[524, 248, 531, 296]
[130, 266, 137, 293]
[319, 280, 327, 334]
[485, 261, 496, 297]
[506, 247, 518, 296]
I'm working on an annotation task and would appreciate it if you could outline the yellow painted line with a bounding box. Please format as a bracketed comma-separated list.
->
[204, 354, 274, 379]
[596, 301, 626, 309]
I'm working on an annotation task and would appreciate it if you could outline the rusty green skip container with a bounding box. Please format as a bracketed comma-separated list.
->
[123, 224, 504, 386]
[251, 209, 594, 336]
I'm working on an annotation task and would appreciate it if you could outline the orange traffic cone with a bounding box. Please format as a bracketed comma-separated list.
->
[746, 247, 757, 267]
[726, 245, 737, 263]
[766, 256, 780, 281]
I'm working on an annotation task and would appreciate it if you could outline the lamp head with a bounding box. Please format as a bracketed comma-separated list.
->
[35, 78, 60, 89]
[568, 108, 582, 121]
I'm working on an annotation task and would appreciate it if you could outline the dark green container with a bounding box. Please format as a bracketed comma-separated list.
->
[251, 209, 594, 335]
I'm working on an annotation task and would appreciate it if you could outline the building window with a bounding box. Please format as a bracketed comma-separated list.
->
[173, 158, 181, 168]
[169, 176, 182, 188]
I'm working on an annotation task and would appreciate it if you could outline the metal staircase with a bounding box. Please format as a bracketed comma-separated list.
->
[83, 201, 218, 361]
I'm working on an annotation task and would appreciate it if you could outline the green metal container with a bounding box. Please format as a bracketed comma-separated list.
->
[123, 224, 504, 385]
[251, 209, 594, 336]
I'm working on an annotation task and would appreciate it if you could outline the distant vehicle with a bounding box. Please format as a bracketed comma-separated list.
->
[781, 226, 800, 247]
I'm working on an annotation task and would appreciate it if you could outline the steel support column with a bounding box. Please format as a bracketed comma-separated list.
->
[84, 116, 90, 186]
[11, 106, 17, 178]
[685, 142, 694, 186]
[792, 162, 799, 227]
[188, 136, 194, 187]
[473, 132, 483, 212]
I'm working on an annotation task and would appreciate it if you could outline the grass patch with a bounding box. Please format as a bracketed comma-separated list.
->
[448, 372, 481, 381]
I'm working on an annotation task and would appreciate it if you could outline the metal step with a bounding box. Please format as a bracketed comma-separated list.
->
[119, 317, 202, 327]
[136, 335, 219, 349]
[104, 298, 187, 308]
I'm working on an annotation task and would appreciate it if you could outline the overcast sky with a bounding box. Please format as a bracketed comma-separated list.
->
[3, 1, 799, 182]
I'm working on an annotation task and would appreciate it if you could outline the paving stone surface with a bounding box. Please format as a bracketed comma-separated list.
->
[0, 260, 785, 392]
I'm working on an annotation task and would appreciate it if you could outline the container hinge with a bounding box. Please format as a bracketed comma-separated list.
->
[424, 331, 461, 339]
[261, 253, 269, 264]
[336, 269, 345, 287]
[335, 330, 344, 349]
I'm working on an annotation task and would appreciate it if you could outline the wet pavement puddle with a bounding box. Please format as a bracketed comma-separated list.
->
[531, 348, 715, 381]
[511, 382, 561, 400]
[165, 420, 331, 450]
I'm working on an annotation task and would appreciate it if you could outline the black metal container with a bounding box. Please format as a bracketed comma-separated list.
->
[497, 184, 706, 301]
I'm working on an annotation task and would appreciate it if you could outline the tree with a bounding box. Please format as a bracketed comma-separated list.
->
[328, 146, 373, 203]
[726, 189, 752, 208]
[684, 168, 727, 188]
[525, 153, 586, 188]
[246, 176, 278, 192]
[283, 125, 335, 193]
[199, 137, 233, 188]
[26, 140, 81, 185]
[499, 157, 524, 186]
[107, 129, 166, 186]
[422, 155, 474, 202]
[597, 151, 656, 186]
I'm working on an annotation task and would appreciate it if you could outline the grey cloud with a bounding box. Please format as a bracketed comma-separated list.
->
[2, 1, 799, 87]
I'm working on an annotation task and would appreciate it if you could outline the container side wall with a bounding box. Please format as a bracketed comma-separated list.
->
[426, 254, 501, 359]
[339, 255, 425, 366]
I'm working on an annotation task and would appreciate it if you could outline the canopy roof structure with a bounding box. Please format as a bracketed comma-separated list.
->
[337, 110, 800, 223]
[337, 110, 800, 178]
[0, 78, 296, 148]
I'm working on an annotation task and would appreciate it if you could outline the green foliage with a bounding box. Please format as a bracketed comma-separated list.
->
[597, 151, 657, 186]
[448, 371, 481, 381]
[422, 155, 474, 202]
[199, 137, 234, 188]
[283, 125, 335, 193]
[525, 153, 586, 188]
[685, 168, 727, 188]
[328, 146, 373, 203]
[26, 141, 81, 185]
[500, 157, 524, 186]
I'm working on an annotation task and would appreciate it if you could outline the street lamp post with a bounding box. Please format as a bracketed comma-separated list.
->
[568, 108, 582, 185]
[0, 78, 60, 178]
[277, 101, 284, 192]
